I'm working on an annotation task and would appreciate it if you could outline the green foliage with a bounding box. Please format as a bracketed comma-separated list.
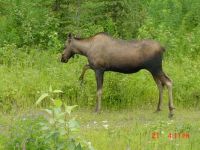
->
[1, 115, 49, 149]
[1, 0, 200, 55]
[0, 0, 60, 49]
[35, 87, 93, 150]
[0, 88, 94, 150]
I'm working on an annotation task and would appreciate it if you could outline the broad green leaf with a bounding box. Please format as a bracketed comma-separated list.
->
[64, 104, 78, 115]
[68, 119, 80, 131]
[36, 93, 49, 105]
[67, 140, 76, 150]
[53, 90, 63, 93]
[75, 143, 82, 150]
[54, 99, 62, 108]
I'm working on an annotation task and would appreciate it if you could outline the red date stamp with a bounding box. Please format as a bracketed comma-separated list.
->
[152, 132, 190, 140]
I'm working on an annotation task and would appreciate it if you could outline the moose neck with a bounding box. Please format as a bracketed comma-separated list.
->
[72, 39, 91, 56]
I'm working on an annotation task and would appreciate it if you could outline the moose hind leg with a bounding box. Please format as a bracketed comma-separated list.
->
[153, 75, 164, 112]
[165, 76, 175, 117]
[95, 70, 104, 113]
[160, 72, 175, 117]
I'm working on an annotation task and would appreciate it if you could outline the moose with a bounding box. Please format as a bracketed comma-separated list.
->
[61, 32, 175, 117]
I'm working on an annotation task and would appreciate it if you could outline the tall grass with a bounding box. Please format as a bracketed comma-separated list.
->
[0, 44, 199, 112]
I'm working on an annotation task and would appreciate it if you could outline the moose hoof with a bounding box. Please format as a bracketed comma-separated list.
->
[94, 108, 101, 114]
[154, 108, 161, 113]
[168, 112, 174, 118]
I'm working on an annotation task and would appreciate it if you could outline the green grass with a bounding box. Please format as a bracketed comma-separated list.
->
[0, 109, 200, 150]
[77, 109, 200, 150]
[0, 46, 200, 112]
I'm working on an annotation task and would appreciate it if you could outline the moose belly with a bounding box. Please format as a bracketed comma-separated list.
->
[105, 65, 143, 74]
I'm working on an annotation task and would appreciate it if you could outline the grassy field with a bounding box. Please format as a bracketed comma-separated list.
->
[0, 46, 200, 149]
[79, 109, 200, 150]
[0, 108, 200, 150]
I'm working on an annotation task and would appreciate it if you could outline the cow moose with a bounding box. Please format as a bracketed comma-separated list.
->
[61, 32, 175, 117]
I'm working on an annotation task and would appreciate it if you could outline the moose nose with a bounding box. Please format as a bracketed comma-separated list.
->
[60, 55, 68, 63]
[61, 56, 65, 62]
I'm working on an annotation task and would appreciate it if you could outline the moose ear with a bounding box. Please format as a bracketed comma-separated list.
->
[68, 33, 72, 39]
[67, 33, 73, 42]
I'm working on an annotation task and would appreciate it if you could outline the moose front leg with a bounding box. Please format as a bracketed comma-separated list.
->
[79, 64, 91, 83]
[95, 70, 104, 113]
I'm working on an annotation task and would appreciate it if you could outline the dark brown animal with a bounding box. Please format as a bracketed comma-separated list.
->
[61, 32, 175, 117]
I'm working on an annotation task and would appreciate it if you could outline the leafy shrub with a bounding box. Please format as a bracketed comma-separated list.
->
[1, 87, 94, 150]
[36, 86, 94, 150]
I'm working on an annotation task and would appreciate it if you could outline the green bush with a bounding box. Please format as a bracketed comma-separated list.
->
[1, 88, 94, 150]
